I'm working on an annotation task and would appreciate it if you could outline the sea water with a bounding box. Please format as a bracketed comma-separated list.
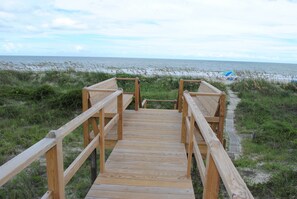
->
[0, 56, 296, 82]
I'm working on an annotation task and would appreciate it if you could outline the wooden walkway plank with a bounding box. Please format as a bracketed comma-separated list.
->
[85, 109, 195, 199]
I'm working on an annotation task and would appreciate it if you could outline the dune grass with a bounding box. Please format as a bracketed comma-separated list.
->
[231, 79, 297, 198]
[0, 70, 227, 198]
[2, 70, 296, 198]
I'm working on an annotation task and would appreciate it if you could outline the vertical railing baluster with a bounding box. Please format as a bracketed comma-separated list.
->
[187, 113, 195, 178]
[90, 118, 100, 182]
[82, 88, 90, 147]
[178, 79, 184, 112]
[134, 78, 139, 111]
[99, 108, 105, 172]
[181, 95, 188, 143]
[46, 139, 65, 199]
[218, 93, 226, 144]
[203, 151, 220, 199]
[117, 91, 123, 140]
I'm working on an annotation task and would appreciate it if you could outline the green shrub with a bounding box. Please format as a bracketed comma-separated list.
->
[50, 89, 82, 110]
[250, 169, 297, 198]
[31, 85, 56, 101]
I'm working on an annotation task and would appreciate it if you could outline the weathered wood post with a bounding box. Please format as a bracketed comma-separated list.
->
[90, 118, 100, 182]
[187, 113, 195, 178]
[117, 90, 123, 140]
[82, 88, 90, 146]
[134, 77, 139, 111]
[218, 92, 226, 144]
[45, 132, 65, 199]
[181, 94, 188, 143]
[202, 150, 220, 199]
[178, 79, 184, 112]
[99, 108, 105, 172]
[82, 88, 98, 182]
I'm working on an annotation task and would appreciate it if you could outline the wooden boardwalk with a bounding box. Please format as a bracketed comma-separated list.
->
[85, 109, 195, 199]
[0, 79, 254, 199]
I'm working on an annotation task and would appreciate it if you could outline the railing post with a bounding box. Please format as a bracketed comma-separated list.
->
[138, 79, 142, 108]
[99, 108, 105, 172]
[134, 77, 139, 111]
[90, 118, 100, 182]
[187, 113, 195, 178]
[45, 139, 65, 199]
[82, 88, 90, 147]
[117, 91, 123, 140]
[203, 151, 220, 199]
[178, 79, 184, 112]
[181, 95, 188, 143]
[218, 93, 226, 144]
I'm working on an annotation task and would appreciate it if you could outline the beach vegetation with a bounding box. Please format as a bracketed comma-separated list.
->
[231, 79, 297, 198]
[0, 70, 224, 198]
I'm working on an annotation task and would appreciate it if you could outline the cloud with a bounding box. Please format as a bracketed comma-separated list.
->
[75, 45, 84, 52]
[2, 42, 22, 52]
[51, 17, 87, 30]
[0, 0, 297, 63]
[0, 11, 15, 19]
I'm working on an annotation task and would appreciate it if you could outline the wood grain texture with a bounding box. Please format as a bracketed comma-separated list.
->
[203, 152, 219, 199]
[99, 109, 105, 173]
[218, 93, 226, 143]
[85, 109, 195, 199]
[117, 93, 123, 140]
[82, 88, 90, 147]
[181, 97, 188, 143]
[46, 141, 65, 199]
[134, 78, 139, 111]
[54, 90, 122, 139]
[0, 138, 55, 186]
[178, 79, 184, 112]
[184, 92, 254, 199]
[41, 191, 53, 199]
[64, 134, 99, 185]
[187, 114, 195, 178]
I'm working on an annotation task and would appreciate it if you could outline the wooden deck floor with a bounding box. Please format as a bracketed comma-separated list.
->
[85, 109, 195, 199]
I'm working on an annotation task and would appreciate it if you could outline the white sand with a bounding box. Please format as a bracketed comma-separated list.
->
[1, 61, 296, 83]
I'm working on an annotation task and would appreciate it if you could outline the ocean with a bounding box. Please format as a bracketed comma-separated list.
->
[0, 56, 296, 81]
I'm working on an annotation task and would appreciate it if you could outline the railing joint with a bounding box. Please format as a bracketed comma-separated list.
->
[46, 130, 57, 138]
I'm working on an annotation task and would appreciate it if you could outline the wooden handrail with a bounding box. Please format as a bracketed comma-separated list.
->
[0, 89, 124, 199]
[64, 134, 99, 185]
[183, 91, 253, 199]
[41, 191, 53, 199]
[142, 99, 177, 109]
[0, 138, 56, 186]
[189, 92, 222, 96]
[183, 91, 217, 145]
[50, 90, 122, 140]
[178, 79, 202, 112]
[116, 77, 140, 111]
[182, 79, 202, 83]
[85, 88, 118, 92]
[201, 80, 221, 93]
[116, 77, 137, 81]
[134, 78, 140, 111]
[87, 78, 116, 89]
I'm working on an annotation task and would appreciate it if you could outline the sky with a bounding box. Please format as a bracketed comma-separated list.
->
[0, 0, 297, 63]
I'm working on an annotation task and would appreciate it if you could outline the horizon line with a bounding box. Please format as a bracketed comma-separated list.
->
[0, 54, 296, 65]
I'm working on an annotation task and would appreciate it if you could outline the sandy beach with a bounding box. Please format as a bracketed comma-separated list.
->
[1, 60, 296, 83]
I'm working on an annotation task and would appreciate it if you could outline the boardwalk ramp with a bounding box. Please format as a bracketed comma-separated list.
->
[0, 79, 253, 199]
[86, 109, 195, 199]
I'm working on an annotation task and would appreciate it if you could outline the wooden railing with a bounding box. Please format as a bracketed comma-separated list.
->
[0, 89, 124, 199]
[182, 91, 253, 199]
[141, 99, 177, 109]
[116, 77, 140, 110]
[177, 79, 226, 145]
